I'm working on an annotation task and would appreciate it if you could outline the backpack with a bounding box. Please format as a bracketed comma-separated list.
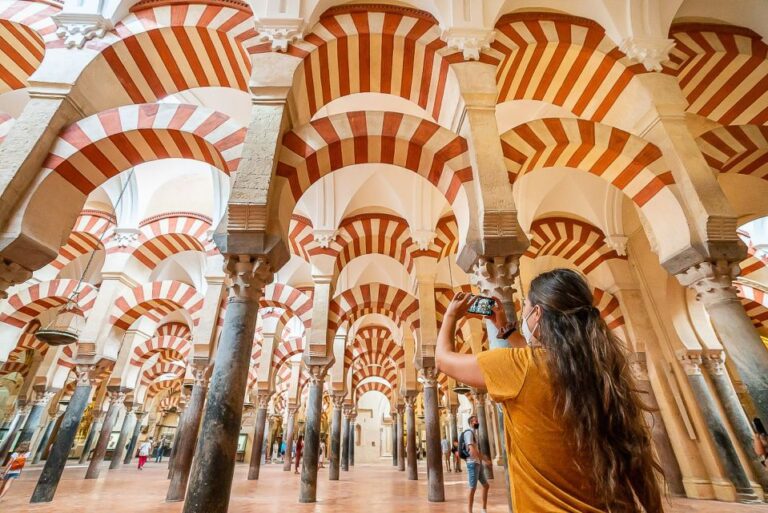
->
[458, 429, 472, 460]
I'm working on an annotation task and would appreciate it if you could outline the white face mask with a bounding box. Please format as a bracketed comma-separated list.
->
[521, 308, 537, 346]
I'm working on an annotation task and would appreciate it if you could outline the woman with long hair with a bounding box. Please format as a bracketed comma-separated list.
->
[436, 268, 663, 512]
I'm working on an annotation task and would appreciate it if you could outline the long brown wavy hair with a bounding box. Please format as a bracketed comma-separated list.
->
[527, 268, 664, 513]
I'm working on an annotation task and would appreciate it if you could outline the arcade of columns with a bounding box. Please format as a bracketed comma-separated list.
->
[0, 0, 768, 510]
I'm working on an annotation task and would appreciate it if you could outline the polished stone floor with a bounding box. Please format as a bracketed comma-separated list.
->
[2, 459, 768, 512]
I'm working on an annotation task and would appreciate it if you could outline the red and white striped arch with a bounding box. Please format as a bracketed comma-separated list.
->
[697, 125, 768, 179]
[665, 24, 768, 125]
[344, 326, 404, 369]
[490, 13, 646, 120]
[158, 392, 181, 411]
[350, 355, 399, 387]
[502, 118, 675, 207]
[140, 360, 186, 386]
[267, 4, 468, 125]
[49, 210, 114, 271]
[42, 103, 245, 197]
[272, 336, 304, 372]
[592, 287, 625, 332]
[0, 0, 58, 93]
[736, 282, 768, 308]
[277, 111, 473, 206]
[260, 283, 313, 329]
[524, 217, 627, 275]
[355, 379, 392, 402]
[740, 298, 768, 330]
[434, 285, 473, 325]
[111, 280, 204, 331]
[0, 279, 97, 328]
[147, 379, 180, 400]
[83, 2, 257, 104]
[129, 324, 192, 368]
[329, 283, 420, 335]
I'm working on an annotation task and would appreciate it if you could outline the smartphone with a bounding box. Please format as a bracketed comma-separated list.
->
[468, 295, 495, 316]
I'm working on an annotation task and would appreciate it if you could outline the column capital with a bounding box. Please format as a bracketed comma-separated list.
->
[703, 349, 727, 376]
[404, 394, 417, 409]
[74, 364, 97, 386]
[470, 389, 487, 404]
[418, 367, 439, 389]
[305, 364, 328, 385]
[224, 255, 273, 303]
[331, 393, 345, 409]
[32, 389, 58, 407]
[192, 361, 209, 387]
[256, 391, 273, 409]
[628, 352, 650, 382]
[675, 260, 740, 307]
[677, 349, 703, 376]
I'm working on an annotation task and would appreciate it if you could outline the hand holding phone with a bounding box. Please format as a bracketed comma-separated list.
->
[467, 295, 496, 316]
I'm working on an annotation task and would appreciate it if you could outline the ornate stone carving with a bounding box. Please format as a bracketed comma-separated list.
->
[470, 389, 487, 404]
[256, 392, 273, 409]
[619, 37, 675, 72]
[331, 393, 345, 409]
[255, 18, 304, 52]
[396, 403, 405, 415]
[411, 229, 436, 251]
[704, 350, 727, 376]
[0, 259, 32, 300]
[605, 234, 629, 256]
[677, 349, 703, 376]
[473, 255, 519, 303]
[54, 13, 112, 49]
[676, 260, 740, 308]
[306, 365, 327, 385]
[628, 352, 649, 382]
[32, 390, 57, 407]
[404, 394, 417, 409]
[418, 367, 438, 389]
[225, 255, 273, 302]
[442, 27, 495, 61]
[113, 228, 141, 248]
[108, 390, 127, 406]
[192, 361, 209, 387]
[313, 229, 338, 248]
[75, 364, 96, 386]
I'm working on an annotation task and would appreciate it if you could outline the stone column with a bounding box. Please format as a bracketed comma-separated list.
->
[677, 261, 768, 424]
[341, 408, 350, 472]
[349, 412, 356, 467]
[167, 364, 208, 501]
[421, 368, 445, 502]
[678, 351, 757, 502]
[705, 350, 768, 492]
[86, 389, 125, 479]
[247, 392, 271, 480]
[79, 409, 102, 464]
[124, 411, 144, 465]
[449, 407, 461, 471]
[42, 411, 66, 462]
[397, 404, 405, 471]
[472, 390, 494, 479]
[328, 395, 343, 480]
[183, 256, 272, 513]
[391, 411, 398, 466]
[32, 414, 59, 464]
[0, 404, 27, 461]
[110, 406, 134, 470]
[167, 401, 187, 475]
[299, 366, 325, 503]
[31, 365, 94, 503]
[15, 390, 56, 450]
[283, 405, 298, 472]
[405, 395, 418, 480]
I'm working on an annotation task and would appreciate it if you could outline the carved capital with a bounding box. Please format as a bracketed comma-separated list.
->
[53, 12, 111, 49]
[411, 229, 437, 251]
[619, 37, 675, 72]
[306, 364, 328, 385]
[473, 254, 519, 303]
[32, 390, 57, 407]
[676, 260, 740, 308]
[628, 352, 649, 382]
[442, 27, 495, 61]
[108, 390, 127, 406]
[313, 229, 337, 248]
[256, 392, 273, 409]
[677, 349, 703, 376]
[470, 389, 487, 404]
[225, 255, 273, 302]
[75, 364, 96, 386]
[192, 361, 209, 387]
[418, 367, 438, 389]
[605, 234, 628, 256]
[404, 394, 417, 409]
[256, 17, 304, 52]
[0, 259, 32, 300]
[704, 349, 727, 376]
[112, 228, 141, 248]
[331, 393, 346, 409]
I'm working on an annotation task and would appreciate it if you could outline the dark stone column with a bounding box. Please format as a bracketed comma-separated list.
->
[124, 411, 144, 465]
[32, 414, 59, 464]
[705, 350, 768, 493]
[182, 256, 272, 513]
[421, 369, 444, 502]
[283, 406, 297, 472]
[31, 367, 94, 503]
[448, 408, 460, 471]
[341, 409, 350, 472]
[299, 367, 325, 503]
[79, 409, 102, 464]
[42, 411, 66, 462]
[348, 413, 356, 467]
[391, 411, 398, 466]
[167, 403, 187, 477]
[473, 390, 494, 479]
[329, 396, 342, 480]
[405, 394, 417, 480]
[86, 390, 125, 479]
[0, 406, 27, 461]
[679, 351, 758, 502]
[247, 392, 271, 480]
[167, 366, 208, 502]
[110, 407, 135, 470]
[15, 390, 55, 450]
[397, 404, 405, 471]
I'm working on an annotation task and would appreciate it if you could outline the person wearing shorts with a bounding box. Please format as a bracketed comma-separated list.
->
[1, 441, 30, 500]
[463, 416, 489, 513]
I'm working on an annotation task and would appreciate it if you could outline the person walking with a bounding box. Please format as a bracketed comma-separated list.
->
[154, 438, 165, 463]
[441, 436, 452, 472]
[436, 269, 664, 513]
[294, 435, 304, 474]
[0, 441, 30, 500]
[137, 437, 153, 470]
[452, 439, 462, 472]
[459, 416, 489, 513]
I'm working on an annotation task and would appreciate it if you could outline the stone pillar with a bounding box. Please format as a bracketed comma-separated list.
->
[405, 395, 418, 480]
[42, 411, 66, 462]
[167, 364, 208, 501]
[677, 261, 768, 424]
[341, 408, 350, 472]
[391, 411, 398, 466]
[678, 351, 758, 502]
[449, 407, 461, 471]
[328, 395, 343, 480]
[31, 366, 94, 503]
[299, 366, 325, 503]
[110, 406, 134, 470]
[397, 404, 405, 471]
[0, 404, 27, 460]
[283, 406, 298, 472]
[32, 414, 59, 464]
[247, 392, 271, 480]
[472, 390, 494, 479]
[167, 401, 187, 475]
[349, 412, 356, 467]
[79, 409, 102, 464]
[705, 350, 768, 493]
[183, 256, 272, 513]
[15, 390, 56, 450]
[86, 390, 125, 479]
[421, 368, 444, 502]
[124, 411, 144, 465]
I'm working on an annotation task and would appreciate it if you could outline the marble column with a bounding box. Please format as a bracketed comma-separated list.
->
[283, 406, 298, 472]
[349, 413, 356, 467]
[328, 395, 342, 480]
[473, 390, 494, 479]
[124, 411, 144, 465]
[448, 408, 461, 471]
[341, 409, 350, 472]
[705, 350, 768, 492]
[391, 412, 398, 466]
[167, 365, 209, 501]
[678, 262, 768, 424]
[0, 405, 27, 461]
[182, 257, 272, 513]
[421, 368, 444, 502]
[299, 367, 325, 503]
[42, 411, 66, 462]
[167, 402, 187, 476]
[15, 390, 55, 450]
[79, 409, 102, 464]
[110, 407, 135, 470]
[405, 395, 417, 480]
[31, 366, 94, 503]
[679, 351, 758, 502]
[248, 392, 271, 480]
[397, 404, 405, 472]
[32, 414, 59, 464]
[86, 390, 126, 479]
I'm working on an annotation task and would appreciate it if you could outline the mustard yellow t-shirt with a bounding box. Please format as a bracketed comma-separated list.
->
[477, 347, 607, 513]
